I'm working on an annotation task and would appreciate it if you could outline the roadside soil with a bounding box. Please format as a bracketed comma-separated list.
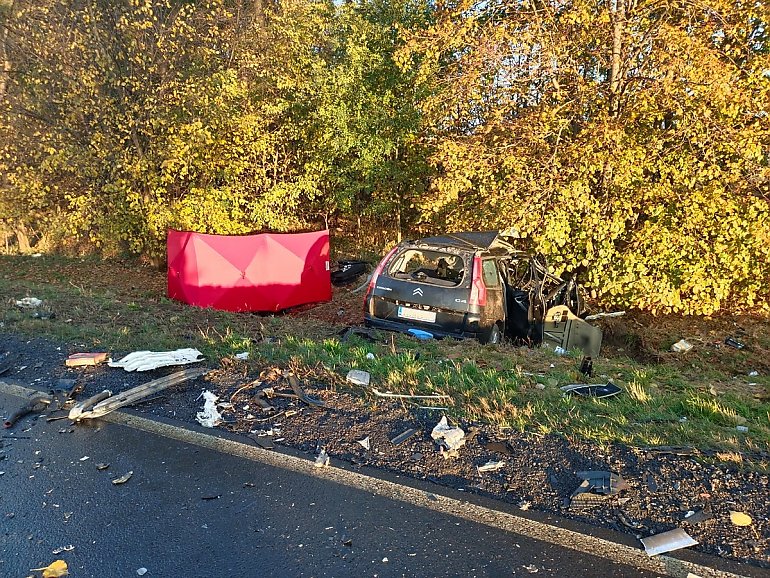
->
[1, 318, 769, 571]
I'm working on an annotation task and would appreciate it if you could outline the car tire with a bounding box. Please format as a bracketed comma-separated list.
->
[482, 323, 501, 345]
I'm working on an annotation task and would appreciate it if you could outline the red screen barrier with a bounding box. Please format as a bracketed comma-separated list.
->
[167, 229, 331, 312]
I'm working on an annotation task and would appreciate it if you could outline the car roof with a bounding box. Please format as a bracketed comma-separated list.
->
[411, 231, 500, 250]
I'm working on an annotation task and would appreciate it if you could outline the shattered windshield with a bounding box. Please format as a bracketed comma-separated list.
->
[387, 249, 466, 287]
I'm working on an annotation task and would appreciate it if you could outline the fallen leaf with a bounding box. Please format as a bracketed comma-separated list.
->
[30, 560, 68, 577]
[729, 511, 753, 526]
[112, 471, 133, 485]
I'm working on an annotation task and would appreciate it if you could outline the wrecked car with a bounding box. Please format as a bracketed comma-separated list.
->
[363, 231, 602, 355]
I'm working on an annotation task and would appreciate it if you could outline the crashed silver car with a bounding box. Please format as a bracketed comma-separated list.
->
[364, 231, 602, 355]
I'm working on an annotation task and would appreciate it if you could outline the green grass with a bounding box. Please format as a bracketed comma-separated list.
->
[1, 254, 769, 457]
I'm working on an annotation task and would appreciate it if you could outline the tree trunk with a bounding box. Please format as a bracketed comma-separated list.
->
[0, 0, 15, 101]
[14, 222, 30, 253]
[609, 0, 625, 117]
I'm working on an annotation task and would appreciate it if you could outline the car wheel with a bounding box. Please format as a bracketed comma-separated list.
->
[482, 323, 501, 345]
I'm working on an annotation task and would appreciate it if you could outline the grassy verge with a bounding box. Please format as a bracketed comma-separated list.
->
[2, 254, 769, 456]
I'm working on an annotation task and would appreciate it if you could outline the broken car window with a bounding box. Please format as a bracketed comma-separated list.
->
[387, 249, 465, 287]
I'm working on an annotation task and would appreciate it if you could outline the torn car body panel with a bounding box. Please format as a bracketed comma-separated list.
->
[70, 367, 207, 421]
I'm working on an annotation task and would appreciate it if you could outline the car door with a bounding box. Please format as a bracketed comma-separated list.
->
[480, 258, 505, 334]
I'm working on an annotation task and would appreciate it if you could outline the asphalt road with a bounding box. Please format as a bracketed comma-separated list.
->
[0, 389, 675, 577]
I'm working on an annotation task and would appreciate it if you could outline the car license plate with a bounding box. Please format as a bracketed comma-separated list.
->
[398, 306, 436, 323]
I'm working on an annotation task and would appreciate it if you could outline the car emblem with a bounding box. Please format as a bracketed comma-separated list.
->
[412, 288, 424, 296]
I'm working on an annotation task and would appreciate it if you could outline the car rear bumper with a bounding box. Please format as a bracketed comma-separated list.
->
[363, 314, 479, 340]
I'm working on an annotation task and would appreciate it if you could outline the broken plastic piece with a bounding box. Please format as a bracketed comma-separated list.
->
[15, 297, 42, 308]
[671, 339, 693, 353]
[112, 471, 133, 485]
[560, 381, 622, 398]
[579, 356, 593, 377]
[108, 348, 204, 372]
[640, 528, 698, 556]
[346, 369, 370, 387]
[477, 460, 505, 473]
[431, 416, 465, 452]
[570, 471, 628, 507]
[314, 449, 330, 468]
[390, 428, 419, 445]
[4, 394, 52, 428]
[683, 507, 712, 524]
[357, 436, 370, 451]
[724, 337, 745, 350]
[407, 329, 433, 340]
[68, 390, 112, 421]
[196, 390, 223, 427]
[65, 352, 109, 367]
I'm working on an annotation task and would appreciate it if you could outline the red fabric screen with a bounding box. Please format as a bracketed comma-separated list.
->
[167, 229, 331, 312]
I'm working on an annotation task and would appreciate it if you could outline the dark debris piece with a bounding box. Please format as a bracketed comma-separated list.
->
[390, 428, 419, 445]
[724, 336, 745, 350]
[570, 471, 629, 508]
[484, 441, 513, 456]
[560, 381, 622, 398]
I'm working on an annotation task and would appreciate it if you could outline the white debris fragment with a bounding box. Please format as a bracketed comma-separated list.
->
[431, 416, 465, 452]
[748, 370, 759, 377]
[346, 369, 370, 386]
[477, 460, 505, 473]
[15, 297, 43, 308]
[196, 390, 223, 428]
[235, 352, 249, 360]
[314, 449, 330, 468]
[357, 437, 371, 451]
[108, 348, 204, 372]
[52, 545, 74, 554]
[671, 339, 693, 353]
[736, 425, 749, 433]
[137, 568, 148, 576]
[79, 456, 89, 462]
[365, 352, 375, 360]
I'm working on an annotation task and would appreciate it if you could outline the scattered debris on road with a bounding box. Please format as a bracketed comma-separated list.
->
[196, 390, 223, 427]
[4, 394, 52, 428]
[570, 470, 629, 507]
[390, 428, 419, 445]
[431, 416, 465, 457]
[112, 471, 133, 485]
[315, 449, 330, 467]
[108, 348, 204, 372]
[346, 369, 370, 386]
[671, 339, 693, 353]
[477, 460, 505, 473]
[560, 381, 622, 398]
[15, 297, 43, 309]
[70, 368, 207, 421]
[357, 436, 370, 450]
[640, 528, 698, 556]
[51, 545, 74, 555]
[65, 352, 108, 367]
